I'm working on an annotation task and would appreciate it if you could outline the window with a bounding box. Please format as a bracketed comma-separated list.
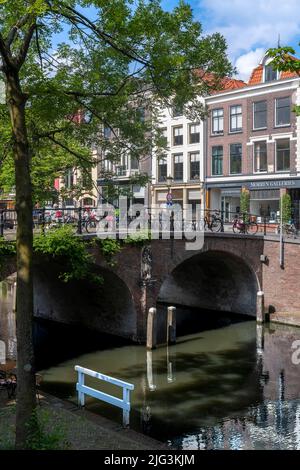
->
[230, 105, 242, 132]
[230, 144, 242, 174]
[189, 152, 200, 180]
[212, 108, 223, 134]
[172, 104, 183, 117]
[276, 97, 290, 126]
[265, 64, 277, 82]
[130, 155, 139, 170]
[173, 126, 183, 146]
[253, 101, 267, 129]
[276, 139, 290, 171]
[254, 141, 267, 173]
[64, 169, 74, 188]
[82, 169, 92, 188]
[83, 197, 94, 207]
[189, 123, 200, 144]
[103, 126, 111, 138]
[158, 156, 167, 182]
[173, 154, 183, 181]
[136, 107, 145, 122]
[212, 146, 223, 175]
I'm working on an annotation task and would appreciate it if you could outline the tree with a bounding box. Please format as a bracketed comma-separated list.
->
[267, 45, 300, 115]
[0, 0, 233, 448]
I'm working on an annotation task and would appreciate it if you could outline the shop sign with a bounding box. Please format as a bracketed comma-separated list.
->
[247, 179, 300, 190]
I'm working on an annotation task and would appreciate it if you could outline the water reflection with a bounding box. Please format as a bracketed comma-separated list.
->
[2, 286, 300, 450]
[39, 320, 300, 449]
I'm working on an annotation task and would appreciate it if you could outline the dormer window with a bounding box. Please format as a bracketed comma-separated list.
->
[264, 63, 278, 82]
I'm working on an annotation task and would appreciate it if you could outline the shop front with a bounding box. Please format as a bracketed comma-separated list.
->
[207, 178, 300, 224]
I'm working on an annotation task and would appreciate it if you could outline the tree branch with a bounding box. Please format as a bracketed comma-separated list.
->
[5, 14, 32, 47]
[15, 22, 36, 69]
[0, 31, 13, 71]
[47, 1, 152, 68]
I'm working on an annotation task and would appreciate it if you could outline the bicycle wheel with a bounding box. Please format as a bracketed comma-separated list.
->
[210, 217, 223, 232]
[85, 219, 98, 233]
[232, 223, 242, 234]
[246, 222, 258, 235]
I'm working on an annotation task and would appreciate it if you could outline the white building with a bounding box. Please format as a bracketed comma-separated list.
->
[151, 101, 205, 215]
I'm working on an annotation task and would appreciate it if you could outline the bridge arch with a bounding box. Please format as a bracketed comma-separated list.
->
[0, 261, 138, 343]
[158, 249, 260, 317]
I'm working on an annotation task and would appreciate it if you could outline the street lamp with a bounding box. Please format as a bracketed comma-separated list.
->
[166, 175, 173, 190]
[199, 180, 205, 208]
[166, 175, 173, 208]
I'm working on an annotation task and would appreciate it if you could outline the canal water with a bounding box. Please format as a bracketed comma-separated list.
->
[36, 318, 300, 450]
[1, 278, 300, 449]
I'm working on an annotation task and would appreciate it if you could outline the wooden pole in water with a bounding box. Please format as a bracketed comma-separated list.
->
[167, 306, 176, 345]
[147, 307, 157, 350]
[256, 291, 265, 323]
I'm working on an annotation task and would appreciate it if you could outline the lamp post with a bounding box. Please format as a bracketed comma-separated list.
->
[199, 180, 205, 222]
[166, 175, 173, 207]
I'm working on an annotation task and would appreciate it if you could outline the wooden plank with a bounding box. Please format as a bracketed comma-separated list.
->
[75, 365, 134, 390]
[76, 384, 130, 411]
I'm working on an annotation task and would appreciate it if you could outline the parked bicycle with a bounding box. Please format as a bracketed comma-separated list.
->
[204, 210, 223, 232]
[275, 222, 298, 238]
[185, 210, 223, 232]
[232, 214, 258, 235]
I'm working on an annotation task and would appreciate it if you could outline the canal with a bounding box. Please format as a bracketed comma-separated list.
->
[1, 279, 300, 449]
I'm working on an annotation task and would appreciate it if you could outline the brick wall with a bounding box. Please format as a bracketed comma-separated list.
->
[263, 239, 300, 314]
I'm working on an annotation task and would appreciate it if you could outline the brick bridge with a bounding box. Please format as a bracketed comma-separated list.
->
[1, 233, 300, 342]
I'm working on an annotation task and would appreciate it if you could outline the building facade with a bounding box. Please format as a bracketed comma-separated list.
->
[205, 53, 300, 223]
[151, 100, 205, 214]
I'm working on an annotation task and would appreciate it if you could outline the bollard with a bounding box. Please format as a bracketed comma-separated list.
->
[147, 307, 157, 350]
[167, 306, 176, 345]
[256, 291, 265, 323]
[256, 323, 264, 354]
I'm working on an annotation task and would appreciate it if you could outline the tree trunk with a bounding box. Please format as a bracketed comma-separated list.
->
[5, 69, 36, 449]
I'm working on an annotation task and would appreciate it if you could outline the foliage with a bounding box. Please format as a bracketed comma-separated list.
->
[281, 193, 292, 224]
[25, 409, 69, 450]
[124, 230, 151, 245]
[0, 237, 16, 256]
[267, 45, 300, 115]
[95, 238, 121, 266]
[33, 226, 102, 283]
[240, 188, 250, 216]
[0, 0, 234, 202]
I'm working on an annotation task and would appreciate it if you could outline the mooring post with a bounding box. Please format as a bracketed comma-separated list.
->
[256, 291, 265, 323]
[256, 323, 265, 354]
[147, 307, 157, 350]
[146, 350, 157, 391]
[167, 306, 176, 345]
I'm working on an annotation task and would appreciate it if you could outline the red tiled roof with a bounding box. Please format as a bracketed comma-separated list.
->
[248, 56, 299, 85]
[248, 65, 263, 85]
[194, 70, 247, 93]
[219, 77, 247, 91]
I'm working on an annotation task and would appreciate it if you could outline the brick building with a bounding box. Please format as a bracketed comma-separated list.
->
[205, 52, 300, 223]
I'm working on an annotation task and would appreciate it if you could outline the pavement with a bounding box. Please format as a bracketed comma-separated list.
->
[0, 390, 169, 450]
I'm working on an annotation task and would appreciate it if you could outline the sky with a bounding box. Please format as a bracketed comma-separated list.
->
[162, 0, 300, 81]
[52, 0, 300, 83]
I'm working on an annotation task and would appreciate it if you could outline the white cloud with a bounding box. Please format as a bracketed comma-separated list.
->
[235, 48, 265, 81]
[198, 0, 300, 80]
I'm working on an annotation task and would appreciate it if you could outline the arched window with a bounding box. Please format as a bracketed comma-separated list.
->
[82, 197, 95, 207]
[264, 63, 278, 82]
